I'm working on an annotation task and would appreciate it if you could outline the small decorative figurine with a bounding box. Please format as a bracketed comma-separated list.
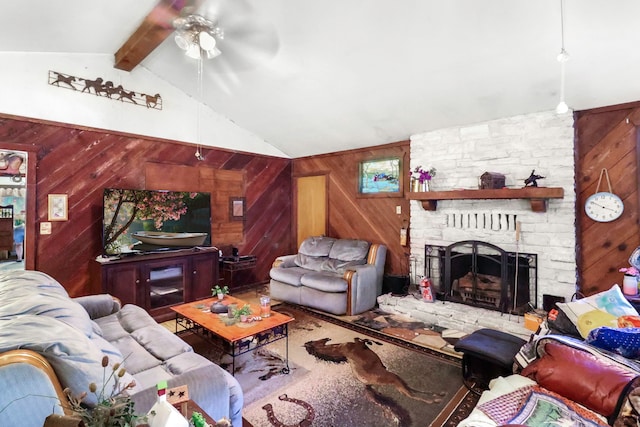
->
[524, 170, 545, 187]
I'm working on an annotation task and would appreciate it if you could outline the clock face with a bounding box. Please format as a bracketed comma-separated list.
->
[585, 192, 624, 222]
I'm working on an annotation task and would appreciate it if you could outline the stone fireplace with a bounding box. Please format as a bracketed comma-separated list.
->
[378, 110, 577, 336]
[426, 241, 537, 314]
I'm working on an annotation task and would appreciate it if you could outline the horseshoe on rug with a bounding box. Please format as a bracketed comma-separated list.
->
[262, 393, 315, 427]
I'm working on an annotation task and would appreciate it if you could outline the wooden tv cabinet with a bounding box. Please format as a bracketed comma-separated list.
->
[89, 248, 219, 322]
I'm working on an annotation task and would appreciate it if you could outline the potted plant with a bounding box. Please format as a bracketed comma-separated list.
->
[232, 304, 253, 322]
[212, 284, 229, 300]
[64, 355, 145, 427]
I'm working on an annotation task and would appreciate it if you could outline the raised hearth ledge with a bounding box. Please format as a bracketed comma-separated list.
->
[377, 293, 531, 340]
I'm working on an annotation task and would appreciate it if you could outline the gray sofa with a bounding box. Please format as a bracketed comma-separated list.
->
[269, 236, 387, 315]
[0, 270, 242, 426]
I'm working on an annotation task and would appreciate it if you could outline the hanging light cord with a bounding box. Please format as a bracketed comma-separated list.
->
[559, 0, 566, 54]
[195, 55, 204, 160]
[556, 0, 569, 114]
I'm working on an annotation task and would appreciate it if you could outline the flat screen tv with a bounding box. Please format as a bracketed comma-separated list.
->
[102, 188, 212, 256]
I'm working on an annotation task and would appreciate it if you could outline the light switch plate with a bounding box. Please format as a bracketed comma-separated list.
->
[396, 206, 401, 214]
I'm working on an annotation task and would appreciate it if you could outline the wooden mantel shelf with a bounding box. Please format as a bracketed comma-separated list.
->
[407, 187, 565, 212]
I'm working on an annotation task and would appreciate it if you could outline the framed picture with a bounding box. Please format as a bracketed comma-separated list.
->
[48, 194, 68, 221]
[358, 157, 403, 197]
[229, 197, 246, 221]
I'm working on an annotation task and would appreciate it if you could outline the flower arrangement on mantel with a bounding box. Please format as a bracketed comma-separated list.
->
[411, 166, 436, 183]
[410, 165, 436, 192]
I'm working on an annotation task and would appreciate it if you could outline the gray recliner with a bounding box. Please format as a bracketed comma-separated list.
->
[269, 236, 387, 315]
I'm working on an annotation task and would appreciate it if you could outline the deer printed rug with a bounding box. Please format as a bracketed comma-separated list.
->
[183, 304, 467, 427]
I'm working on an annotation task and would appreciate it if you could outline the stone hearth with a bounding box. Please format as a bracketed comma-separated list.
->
[377, 293, 532, 340]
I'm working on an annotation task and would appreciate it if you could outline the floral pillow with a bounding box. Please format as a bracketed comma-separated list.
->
[586, 326, 640, 359]
[556, 285, 639, 338]
[506, 388, 608, 426]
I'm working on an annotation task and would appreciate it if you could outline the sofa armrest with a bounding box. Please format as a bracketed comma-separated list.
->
[73, 294, 120, 320]
[272, 254, 297, 268]
[0, 349, 70, 426]
[344, 264, 379, 315]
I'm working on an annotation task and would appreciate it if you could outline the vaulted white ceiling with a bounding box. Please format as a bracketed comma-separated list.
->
[2, 0, 640, 158]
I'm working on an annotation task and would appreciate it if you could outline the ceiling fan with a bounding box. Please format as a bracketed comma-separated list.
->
[114, 0, 279, 72]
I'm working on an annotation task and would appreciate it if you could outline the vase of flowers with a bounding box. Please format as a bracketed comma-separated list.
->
[620, 266, 640, 296]
[411, 166, 436, 192]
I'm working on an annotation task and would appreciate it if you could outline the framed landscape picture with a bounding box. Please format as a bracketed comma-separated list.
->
[358, 157, 403, 197]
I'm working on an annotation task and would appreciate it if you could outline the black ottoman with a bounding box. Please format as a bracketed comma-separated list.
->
[454, 328, 527, 394]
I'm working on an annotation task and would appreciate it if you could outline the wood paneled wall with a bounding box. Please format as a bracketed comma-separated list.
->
[575, 102, 640, 296]
[14, 104, 639, 297]
[293, 141, 411, 276]
[0, 115, 293, 296]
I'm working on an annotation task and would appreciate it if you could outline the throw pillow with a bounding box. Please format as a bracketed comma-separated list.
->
[298, 236, 336, 257]
[294, 253, 327, 271]
[586, 327, 640, 359]
[327, 239, 370, 261]
[556, 285, 638, 338]
[505, 388, 608, 426]
[520, 340, 638, 417]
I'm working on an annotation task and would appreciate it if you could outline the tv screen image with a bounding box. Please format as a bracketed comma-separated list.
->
[102, 188, 211, 255]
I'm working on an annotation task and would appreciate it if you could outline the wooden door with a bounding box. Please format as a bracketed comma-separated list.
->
[295, 175, 327, 248]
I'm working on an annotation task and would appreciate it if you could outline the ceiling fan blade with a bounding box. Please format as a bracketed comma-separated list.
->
[195, 0, 280, 73]
[214, 21, 280, 72]
[114, 0, 200, 71]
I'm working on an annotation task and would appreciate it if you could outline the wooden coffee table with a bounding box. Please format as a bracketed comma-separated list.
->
[171, 295, 294, 374]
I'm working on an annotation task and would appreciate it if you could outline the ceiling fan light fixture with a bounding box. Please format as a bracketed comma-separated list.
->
[198, 31, 216, 50]
[174, 33, 190, 51]
[185, 44, 201, 59]
[173, 15, 223, 61]
[205, 47, 222, 59]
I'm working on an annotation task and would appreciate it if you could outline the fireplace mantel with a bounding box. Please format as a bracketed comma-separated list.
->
[408, 187, 564, 212]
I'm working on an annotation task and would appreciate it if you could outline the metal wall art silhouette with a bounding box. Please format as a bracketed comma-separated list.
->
[48, 71, 162, 110]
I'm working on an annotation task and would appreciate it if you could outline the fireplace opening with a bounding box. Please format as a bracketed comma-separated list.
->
[424, 241, 537, 314]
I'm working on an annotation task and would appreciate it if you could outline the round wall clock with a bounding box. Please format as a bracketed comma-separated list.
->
[584, 191, 624, 222]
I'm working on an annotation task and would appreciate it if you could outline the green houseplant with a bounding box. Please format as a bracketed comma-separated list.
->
[232, 304, 252, 322]
[212, 285, 229, 300]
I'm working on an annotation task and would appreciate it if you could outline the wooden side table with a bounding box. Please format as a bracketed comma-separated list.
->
[220, 255, 257, 289]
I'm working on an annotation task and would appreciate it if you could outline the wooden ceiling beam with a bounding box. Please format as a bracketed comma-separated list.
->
[114, 0, 186, 71]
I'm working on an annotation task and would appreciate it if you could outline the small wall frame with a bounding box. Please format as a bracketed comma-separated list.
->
[229, 197, 246, 221]
[48, 194, 68, 221]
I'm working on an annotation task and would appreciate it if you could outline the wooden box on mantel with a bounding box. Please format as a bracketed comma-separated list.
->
[480, 172, 506, 189]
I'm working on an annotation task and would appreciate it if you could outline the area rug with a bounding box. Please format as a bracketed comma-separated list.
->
[325, 306, 469, 360]
[183, 304, 467, 427]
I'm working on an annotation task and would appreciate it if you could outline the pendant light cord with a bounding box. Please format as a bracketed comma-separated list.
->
[559, 0, 566, 52]
[196, 56, 204, 160]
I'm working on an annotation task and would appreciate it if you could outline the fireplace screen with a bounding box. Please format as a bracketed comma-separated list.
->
[424, 242, 537, 314]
